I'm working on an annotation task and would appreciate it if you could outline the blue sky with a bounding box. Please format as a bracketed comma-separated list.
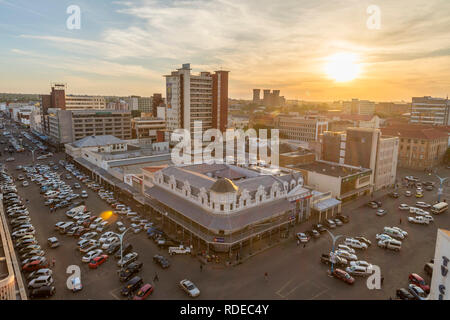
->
[0, 0, 449, 101]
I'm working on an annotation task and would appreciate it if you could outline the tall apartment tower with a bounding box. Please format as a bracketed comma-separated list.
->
[411, 96, 450, 126]
[253, 89, 261, 103]
[165, 63, 229, 134]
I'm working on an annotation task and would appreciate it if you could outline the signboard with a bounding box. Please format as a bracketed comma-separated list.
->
[429, 229, 450, 300]
[213, 237, 225, 243]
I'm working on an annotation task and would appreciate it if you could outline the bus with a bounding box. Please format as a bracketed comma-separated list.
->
[431, 202, 448, 215]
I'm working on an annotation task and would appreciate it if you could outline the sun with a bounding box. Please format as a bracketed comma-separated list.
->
[324, 52, 361, 82]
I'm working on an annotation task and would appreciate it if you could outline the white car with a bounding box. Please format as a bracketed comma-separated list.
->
[101, 236, 120, 250]
[375, 233, 393, 241]
[334, 249, 357, 261]
[82, 249, 103, 263]
[391, 227, 408, 238]
[422, 215, 434, 223]
[344, 238, 368, 250]
[376, 209, 387, 216]
[81, 191, 88, 198]
[410, 207, 430, 216]
[22, 181, 29, 187]
[345, 265, 372, 277]
[398, 204, 410, 211]
[383, 227, 406, 240]
[28, 275, 53, 289]
[416, 202, 431, 208]
[27, 268, 52, 281]
[179, 279, 200, 297]
[404, 191, 412, 197]
[377, 239, 401, 251]
[408, 216, 430, 225]
[349, 260, 373, 269]
[99, 232, 118, 243]
[337, 244, 356, 254]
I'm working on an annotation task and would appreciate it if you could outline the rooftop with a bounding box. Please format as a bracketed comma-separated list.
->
[72, 135, 125, 148]
[381, 125, 448, 140]
[295, 160, 370, 178]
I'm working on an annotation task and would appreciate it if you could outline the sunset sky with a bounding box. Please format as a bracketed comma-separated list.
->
[0, 0, 449, 101]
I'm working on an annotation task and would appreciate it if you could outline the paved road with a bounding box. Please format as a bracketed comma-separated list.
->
[1, 125, 450, 300]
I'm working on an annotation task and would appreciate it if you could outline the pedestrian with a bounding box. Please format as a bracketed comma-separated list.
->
[303, 244, 306, 248]
[200, 264, 203, 272]
[381, 275, 384, 286]
[399, 218, 402, 224]
[264, 272, 268, 281]
[52, 257, 55, 267]
[296, 239, 300, 246]
[153, 273, 159, 282]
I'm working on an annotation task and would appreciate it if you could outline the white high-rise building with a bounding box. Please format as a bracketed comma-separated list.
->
[411, 96, 450, 126]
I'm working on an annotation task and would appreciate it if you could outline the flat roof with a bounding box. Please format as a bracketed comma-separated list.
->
[295, 161, 370, 178]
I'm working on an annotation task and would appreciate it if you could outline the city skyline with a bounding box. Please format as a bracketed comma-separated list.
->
[0, 0, 449, 101]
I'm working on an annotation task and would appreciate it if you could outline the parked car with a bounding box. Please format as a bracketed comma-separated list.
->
[320, 253, 347, 267]
[324, 219, 336, 229]
[404, 191, 412, 197]
[179, 279, 200, 297]
[313, 224, 326, 233]
[377, 239, 401, 251]
[132, 284, 154, 300]
[366, 201, 379, 209]
[28, 275, 53, 289]
[119, 261, 143, 282]
[331, 268, 355, 284]
[336, 214, 349, 223]
[354, 237, 371, 247]
[47, 237, 60, 248]
[389, 192, 399, 198]
[398, 204, 410, 211]
[408, 273, 430, 293]
[376, 209, 387, 216]
[408, 284, 427, 300]
[88, 254, 108, 269]
[29, 286, 56, 299]
[408, 216, 430, 225]
[396, 288, 415, 300]
[117, 252, 139, 268]
[345, 265, 372, 277]
[121, 276, 143, 297]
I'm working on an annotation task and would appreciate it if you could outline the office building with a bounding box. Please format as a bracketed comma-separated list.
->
[131, 117, 166, 141]
[45, 109, 132, 147]
[381, 124, 448, 170]
[151, 93, 164, 116]
[344, 99, 375, 116]
[165, 63, 229, 134]
[65, 95, 106, 110]
[258, 89, 285, 107]
[322, 127, 399, 191]
[411, 96, 450, 126]
[275, 115, 328, 142]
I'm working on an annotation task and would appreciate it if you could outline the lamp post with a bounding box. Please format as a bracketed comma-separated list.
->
[435, 175, 448, 203]
[325, 230, 343, 274]
[118, 227, 132, 270]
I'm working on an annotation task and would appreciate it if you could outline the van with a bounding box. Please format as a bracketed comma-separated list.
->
[383, 227, 405, 240]
[59, 222, 75, 234]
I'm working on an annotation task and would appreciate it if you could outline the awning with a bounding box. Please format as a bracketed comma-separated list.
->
[312, 197, 341, 212]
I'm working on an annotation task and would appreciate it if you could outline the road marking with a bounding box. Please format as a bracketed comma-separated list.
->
[308, 287, 329, 300]
[109, 288, 121, 300]
[275, 278, 294, 298]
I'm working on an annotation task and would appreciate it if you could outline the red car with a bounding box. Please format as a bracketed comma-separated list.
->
[88, 254, 108, 269]
[133, 284, 153, 300]
[408, 273, 430, 293]
[332, 268, 355, 285]
[23, 260, 49, 272]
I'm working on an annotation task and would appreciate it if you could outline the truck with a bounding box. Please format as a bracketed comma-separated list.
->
[168, 245, 192, 255]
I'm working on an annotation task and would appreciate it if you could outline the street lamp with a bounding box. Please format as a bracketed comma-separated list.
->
[325, 230, 343, 274]
[435, 174, 448, 203]
[118, 227, 132, 270]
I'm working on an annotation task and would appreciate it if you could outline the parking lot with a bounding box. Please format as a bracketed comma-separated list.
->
[1, 120, 450, 300]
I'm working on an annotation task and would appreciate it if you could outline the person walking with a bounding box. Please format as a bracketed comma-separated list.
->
[200, 264, 203, 272]
[399, 218, 402, 224]
[296, 239, 300, 246]
[264, 272, 268, 281]
[153, 273, 159, 282]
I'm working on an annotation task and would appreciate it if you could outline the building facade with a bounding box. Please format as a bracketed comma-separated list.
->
[275, 116, 328, 142]
[131, 117, 166, 141]
[381, 125, 448, 170]
[165, 63, 229, 135]
[411, 96, 450, 126]
[65, 95, 106, 110]
[322, 127, 399, 191]
[143, 164, 312, 252]
[45, 109, 132, 146]
[344, 99, 375, 116]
